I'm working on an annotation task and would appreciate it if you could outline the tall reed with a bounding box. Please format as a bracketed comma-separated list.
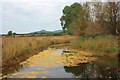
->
[2, 36, 73, 61]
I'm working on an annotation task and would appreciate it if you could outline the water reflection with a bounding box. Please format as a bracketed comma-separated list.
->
[2, 47, 120, 78]
[64, 62, 120, 78]
[2, 63, 23, 75]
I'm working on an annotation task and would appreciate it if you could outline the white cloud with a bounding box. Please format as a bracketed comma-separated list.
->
[1, 0, 85, 33]
[2, 2, 61, 23]
[1, 0, 83, 3]
[0, 3, 2, 34]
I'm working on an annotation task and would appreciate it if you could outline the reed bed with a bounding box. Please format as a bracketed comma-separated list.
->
[2, 36, 73, 62]
[70, 35, 118, 54]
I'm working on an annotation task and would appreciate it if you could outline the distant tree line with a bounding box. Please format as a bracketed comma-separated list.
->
[6, 31, 66, 37]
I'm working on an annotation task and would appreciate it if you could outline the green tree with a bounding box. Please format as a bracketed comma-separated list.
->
[13, 32, 16, 37]
[13, 32, 16, 35]
[60, 3, 80, 34]
[7, 31, 12, 36]
[60, 2, 88, 35]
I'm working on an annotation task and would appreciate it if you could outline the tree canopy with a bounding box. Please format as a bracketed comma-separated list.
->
[7, 31, 12, 36]
[60, 3, 88, 35]
[60, 2, 120, 36]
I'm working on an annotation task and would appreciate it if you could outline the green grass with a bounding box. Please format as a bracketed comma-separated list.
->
[69, 35, 119, 67]
[70, 35, 118, 54]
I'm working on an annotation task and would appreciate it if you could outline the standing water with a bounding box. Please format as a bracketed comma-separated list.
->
[2, 45, 120, 79]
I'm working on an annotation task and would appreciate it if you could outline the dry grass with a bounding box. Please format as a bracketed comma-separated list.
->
[70, 35, 118, 54]
[2, 35, 118, 66]
[2, 36, 73, 61]
[69, 35, 118, 67]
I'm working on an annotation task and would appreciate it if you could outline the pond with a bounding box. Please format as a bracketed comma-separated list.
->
[2, 45, 120, 79]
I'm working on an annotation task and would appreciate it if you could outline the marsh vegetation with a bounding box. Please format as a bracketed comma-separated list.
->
[1, 1, 120, 79]
[2, 45, 119, 78]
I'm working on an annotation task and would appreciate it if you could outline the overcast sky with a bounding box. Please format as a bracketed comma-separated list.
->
[0, 0, 116, 34]
[0, 0, 86, 34]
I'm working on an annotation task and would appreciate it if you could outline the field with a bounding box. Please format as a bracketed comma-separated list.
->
[2, 35, 118, 66]
[2, 36, 73, 66]
[1, 35, 119, 78]
[2, 35, 118, 67]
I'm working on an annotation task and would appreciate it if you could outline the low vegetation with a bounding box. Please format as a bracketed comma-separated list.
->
[68, 35, 118, 66]
[60, 2, 120, 62]
[70, 35, 118, 54]
[2, 36, 73, 66]
[2, 2, 119, 72]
